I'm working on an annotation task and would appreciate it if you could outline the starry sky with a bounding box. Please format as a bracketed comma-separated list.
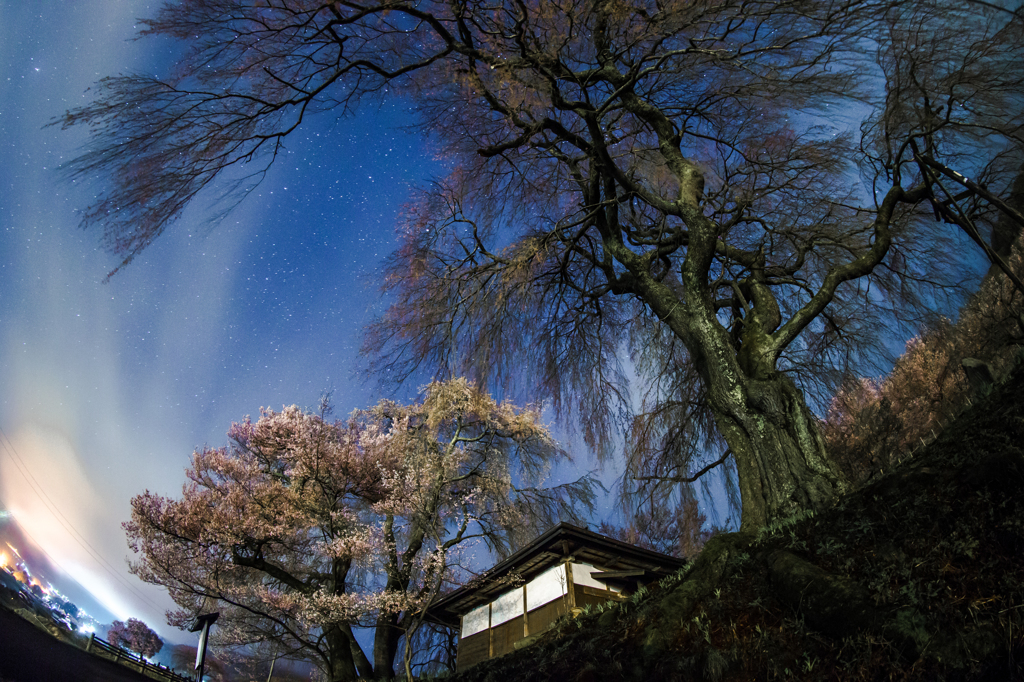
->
[0, 0, 441, 638]
[3, 0, 989, 648]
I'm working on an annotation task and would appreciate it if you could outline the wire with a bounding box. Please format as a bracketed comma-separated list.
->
[0, 425, 167, 616]
[0, 425, 163, 612]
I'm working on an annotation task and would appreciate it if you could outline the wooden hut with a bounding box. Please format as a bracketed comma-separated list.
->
[425, 523, 686, 671]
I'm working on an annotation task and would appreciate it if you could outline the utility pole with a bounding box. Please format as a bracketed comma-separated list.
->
[189, 612, 219, 682]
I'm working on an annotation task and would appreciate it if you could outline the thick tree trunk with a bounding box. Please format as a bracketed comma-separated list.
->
[643, 247, 848, 533]
[709, 369, 848, 531]
[322, 623, 375, 681]
[373, 612, 402, 679]
[324, 626, 359, 682]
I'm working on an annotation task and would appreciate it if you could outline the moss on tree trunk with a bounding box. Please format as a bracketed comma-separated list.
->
[712, 371, 848, 531]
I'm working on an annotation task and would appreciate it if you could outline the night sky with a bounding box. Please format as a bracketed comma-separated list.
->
[3, 0, 965, 647]
[0, 0, 441, 637]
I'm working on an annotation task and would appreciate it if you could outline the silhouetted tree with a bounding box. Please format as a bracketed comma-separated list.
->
[600, 491, 726, 559]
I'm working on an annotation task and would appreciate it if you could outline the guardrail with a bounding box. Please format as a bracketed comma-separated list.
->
[86, 633, 194, 682]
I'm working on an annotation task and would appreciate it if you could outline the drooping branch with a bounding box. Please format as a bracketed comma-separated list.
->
[633, 449, 733, 485]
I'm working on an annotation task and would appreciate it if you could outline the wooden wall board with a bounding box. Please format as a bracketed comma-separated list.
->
[490, 615, 524, 658]
[574, 584, 623, 609]
[456, 630, 489, 670]
[526, 598, 566, 635]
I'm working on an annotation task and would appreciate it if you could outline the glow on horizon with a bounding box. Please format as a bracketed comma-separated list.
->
[0, 425, 167, 630]
[58, 560, 137, 623]
[2, 504, 135, 619]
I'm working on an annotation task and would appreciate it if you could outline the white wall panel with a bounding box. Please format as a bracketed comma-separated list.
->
[525, 563, 568, 611]
[461, 561, 620, 638]
[490, 586, 524, 626]
[461, 603, 490, 638]
[571, 562, 622, 592]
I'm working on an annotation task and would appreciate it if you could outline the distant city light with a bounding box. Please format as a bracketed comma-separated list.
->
[2, 539, 98, 635]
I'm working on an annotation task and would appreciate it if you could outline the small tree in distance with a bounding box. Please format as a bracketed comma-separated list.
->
[107, 617, 163, 659]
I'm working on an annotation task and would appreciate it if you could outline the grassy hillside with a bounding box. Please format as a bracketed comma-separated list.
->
[448, 367, 1024, 681]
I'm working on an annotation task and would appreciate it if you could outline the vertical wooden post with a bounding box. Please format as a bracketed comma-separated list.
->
[565, 562, 576, 611]
[487, 602, 493, 660]
[522, 584, 529, 638]
[86, 632, 94, 653]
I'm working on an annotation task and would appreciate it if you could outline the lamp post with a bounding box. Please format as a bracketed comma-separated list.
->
[189, 612, 219, 682]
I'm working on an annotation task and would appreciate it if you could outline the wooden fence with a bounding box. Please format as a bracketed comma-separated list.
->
[86, 633, 194, 682]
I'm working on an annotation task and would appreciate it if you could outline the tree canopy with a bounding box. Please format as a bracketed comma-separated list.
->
[107, 617, 164, 659]
[124, 379, 595, 682]
[58, 1, 1024, 532]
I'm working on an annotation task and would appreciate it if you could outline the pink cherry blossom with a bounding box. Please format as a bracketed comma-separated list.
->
[124, 379, 597, 681]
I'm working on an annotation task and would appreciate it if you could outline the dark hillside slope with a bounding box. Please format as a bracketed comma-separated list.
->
[451, 368, 1024, 681]
[0, 605, 159, 682]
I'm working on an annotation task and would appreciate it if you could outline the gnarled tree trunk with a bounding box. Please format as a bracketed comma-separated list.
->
[711, 370, 847, 530]
[642, 247, 849, 532]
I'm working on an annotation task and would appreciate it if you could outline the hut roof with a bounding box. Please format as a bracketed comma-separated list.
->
[426, 522, 686, 628]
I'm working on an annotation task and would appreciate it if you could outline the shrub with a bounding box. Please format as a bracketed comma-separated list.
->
[823, 240, 1024, 483]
